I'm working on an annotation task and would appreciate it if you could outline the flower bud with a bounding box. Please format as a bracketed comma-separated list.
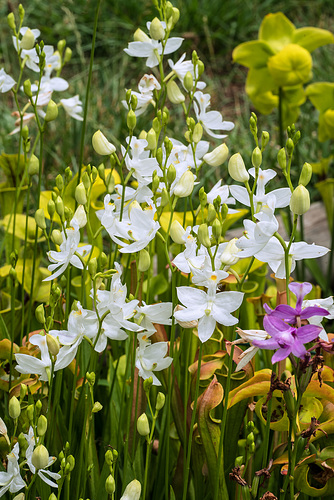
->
[289, 185, 310, 215]
[51, 229, 63, 246]
[56, 174, 64, 192]
[75, 182, 87, 205]
[160, 188, 169, 207]
[36, 399, 42, 416]
[174, 170, 194, 198]
[152, 117, 160, 134]
[27, 404, 34, 423]
[150, 17, 165, 40]
[28, 154, 39, 176]
[299, 162, 312, 187]
[246, 432, 254, 445]
[138, 249, 151, 272]
[46, 334, 60, 356]
[155, 392, 165, 411]
[31, 445, 49, 470]
[251, 147, 262, 168]
[35, 208, 46, 230]
[143, 377, 153, 393]
[127, 109, 136, 131]
[45, 100, 58, 122]
[92, 130, 116, 155]
[277, 148, 287, 171]
[13, 494, 25, 500]
[212, 218, 222, 242]
[131, 94, 138, 110]
[7, 13, 16, 31]
[220, 238, 240, 267]
[172, 7, 180, 26]
[105, 449, 113, 466]
[167, 80, 185, 104]
[98, 163, 105, 181]
[64, 47, 72, 63]
[55, 196, 64, 219]
[197, 60, 205, 77]
[37, 415, 48, 437]
[47, 199, 55, 219]
[192, 123, 203, 144]
[86, 372, 96, 386]
[120, 479, 142, 500]
[228, 153, 249, 183]
[88, 257, 97, 277]
[67, 455, 75, 471]
[167, 164, 176, 185]
[20, 384, 27, 400]
[286, 137, 294, 156]
[49, 494, 57, 500]
[183, 71, 193, 92]
[20, 28, 35, 50]
[199, 187, 207, 206]
[92, 402, 103, 413]
[9, 396, 21, 419]
[82, 171, 90, 190]
[156, 147, 163, 165]
[23, 79, 32, 98]
[146, 128, 157, 150]
[105, 474, 116, 494]
[261, 131, 270, 149]
[106, 172, 115, 194]
[207, 204, 216, 223]
[197, 223, 211, 248]
[137, 413, 150, 436]
[203, 144, 229, 167]
[35, 304, 45, 324]
[170, 220, 186, 244]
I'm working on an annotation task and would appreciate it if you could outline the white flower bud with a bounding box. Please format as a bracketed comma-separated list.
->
[120, 479, 142, 500]
[9, 396, 21, 419]
[137, 413, 150, 436]
[290, 185, 310, 215]
[150, 18, 165, 40]
[174, 170, 194, 198]
[92, 130, 116, 155]
[203, 144, 229, 167]
[75, 183, 87, 205]
[31, 445, 49, 470]
[174, 305, 198, 329]
[220, 238, 240, 267]
[20, 28, 35, 50]
[167, 80, 185, 104]
[170, 220, 186, 244]
[228, 153, 249, 183]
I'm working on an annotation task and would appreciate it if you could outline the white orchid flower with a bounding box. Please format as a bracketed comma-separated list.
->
[302, 296, 334, 341]
[232, 328, 269, 371]
[193, 91, 234, 139]
[136, 335, 172, 386]
[0, 68, 16, 93]
[135, 302, 173, 333]
[60, 95, 83, 121]
[0, 443, 26, 496]
[207, 181, 236, 212]
[24, 428, 61, 488]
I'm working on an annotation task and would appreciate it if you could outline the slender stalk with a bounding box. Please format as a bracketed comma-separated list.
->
[278, 87, 284, 147]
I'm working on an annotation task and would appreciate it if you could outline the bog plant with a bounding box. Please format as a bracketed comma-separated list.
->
[0, 2, 333, 500]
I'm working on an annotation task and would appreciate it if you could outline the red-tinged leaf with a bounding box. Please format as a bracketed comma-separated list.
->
[189, 351, 226, 380]
[228, 369, 272, 409]
[225, 341, 254, 378]
[304, 380, 334, 405]
[196, 376, 228, 499]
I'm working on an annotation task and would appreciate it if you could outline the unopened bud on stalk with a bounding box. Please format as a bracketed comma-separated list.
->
[23, 79, 32, 98]
[183, 71, 193, 92]
[35, 399, 42, 416]
[105, 474, 116, 494]
[290, 185, 310, 215]
[251, 147, 262, 168]
[160, 188, 169, 208]
[20, 384, 27, 400]
[56, 174, 64, 193]
[35, 208, 46, 230]
[47, 199, 55, 219]
[37, 415, 48, 437]
[299, 162, 312, 187]
[92, 130, 116, 155]
[164, 137, 173, 157]
[151, 172, 160, 193]
[155, 392, 165, 411]
[120, 479, 142, 500]
[127, 109, 136, 131]
[143, 377, 153, 393]
[220, 238, 240, 267]
[139, 130, 147, 141]
[207, 204, 216, 223]
[197, 224, 211, 248]
[167, 80, 185, 104]
[64, 47, 72, 63]
[137, 413, 150, 436]
[9, 396, 21, 420]
[261, 131, 270, 149]
[138, 249, 151, 272]
[35, 304, 45, 324]
[67, 455, 75, 471]
[152, 117, 160, 134]
[167, 164, 176, 185]
[192, 123, 203, 143]
[27, 404, 34, 422]
[28, 154, 39, 176]
[170, 220, 186, 244]
[45, 100, 58, 122]
[55, 196, 64, 218]
[156, 147, 163, 165]
[12, 494, 25, 500]
[199, 187, 207, 206]
[51, 229, 63, 246]
[86, 372, 96, 386]
[174, 170, 194, 198]
[98, 163, 105, 181]
[150, 17, 165, 40]
[286, 137, 294, 156]
[88, 257, 97, 277]
[7, 13, 16, 31]
[57, 39, 66, 54]
[106, 172, 115, 194]
[20, 28, 35, 50]
[131, 94, 138, 110]
[212, 218, 222, 242]
[46, 334, 60, 356]
[75, 183, 87, 205]
[92, 402, 103, 413]
[82, 171, 90, 190]
[277, 148, 287, 172]
[146, 128, 156, 150]
[32, 445, 49, 470]
[197, 60, 205, 76]
[293, 130, 301, 145]
[203, 143, 228, 167]
[228, 153, 249, 183]
[48, 494, 57, 500]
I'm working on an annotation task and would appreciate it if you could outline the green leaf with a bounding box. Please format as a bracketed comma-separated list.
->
[232, 40, 274, 69]
[259, 12, 295, 53]
[295, 454, 334, 496]
[0, 153, 26, 187]
[306, 82, 334, 113]
[293, 27, 334, 52]
[311, 156, 333, 176]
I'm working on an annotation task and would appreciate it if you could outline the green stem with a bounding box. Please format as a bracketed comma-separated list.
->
[278, 87, 284, 148]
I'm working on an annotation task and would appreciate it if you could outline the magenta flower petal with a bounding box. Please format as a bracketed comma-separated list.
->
[272, 346, 292, 363]
[289, 281, 312, 311]
[290, 339, 307, 359]
[300, 306, 329, 320]
[252, 338, 280, 350]
[296, 324, 322, 343]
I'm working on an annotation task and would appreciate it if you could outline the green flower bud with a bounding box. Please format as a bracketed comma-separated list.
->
[35, 208, 46, 230]
[246, 432, 254, 445]
[197, 223, 211, 248]
[150, 17, 165, 40]
[164, 136, 173, 157]
[20, 28, 35, 50]
[207, 204, 216, 223]
[170, 220, 186, 244]
[88, 257, 97, 277]
[67, 455, 75, 471]
[106, 172, 115, 194]
[57, 39, 66, 54]
[172, 7, 180, 26]
[203, 144, 229, 167]
[146, 128, 157, 150]
[197, 60, 205, 77]
[261, 131, 270, 150]
[64, 47, 72, 63]
[248, 442, 255, 454]
[35, 399, 42, 416]
[199, 187, 207, 207]
[286, 137, 294, 156]
[251, 147, 262, 168]
[151, 172, 160, 194]
[82, 171, 90, 190]
[46, 334, 60, 356]
[127, 109, 136, 131]
[105, 449, 113, 466]
[120, 480, 142, 500]
[92, 130, 116, 155]
[277, 148, 287, 171]
[9, 267, 17, 281]
[160, 188, 169, 207]
[7, 13, 16, 31]
[247, 421, 255, 432]
[143, 377, 153, 393]
[45, 100, 58, 122]
[56, 174, 64, 193]
[220, 237, 240, 267]
[183, 71, 193, 92]
[9, 396, 21, 419]
[155, 392, 165, 411]
[290, 185, 310, 215]
[166, 1, 173, 19]
[37, 415, 48, 437]
[55, 196, 64, 219]
[47, 199, 56, 219]
[212, 218, 222, 242]
[35, 304, 45, 324]
[92, 402, 103, 413]
[192, 123, 203, 143]
[174, 170, 194, 198]
[228, 153, 249, 183]
[105, 474, 115, 494]
[235, 456, 244, 467]
[65, 167, 72, 183]
[131, 94, 138, 110]
[167, 164, 176, 185]
[98, 163, 105, 181]
[137, 413, 150, 436]
[27, 404, 34, 423]
[75, 182, 87, 205]
[23, 79, 32, 98]
[184, 131, 191, 143]
[32, 445, 49, 470]
[18, 5, 25, 21]
[152, 117, 160, 134]
[51, 229, 63, 246]
[187, 117, 195, 131]
[167, 80, 185, 104]
[293, 130, 301, 145]
[20, 384, 27, 400]
[299, 162, 312, 187]
[28, 154, 39, 176]
[156, 147, 163, 165]
[49, 494, 57, 500]
[138, 249, 151, 272]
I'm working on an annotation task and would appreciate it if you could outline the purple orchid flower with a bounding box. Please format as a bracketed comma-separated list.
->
[264, 282, 329, 325]
[252, 315, 322, 363]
